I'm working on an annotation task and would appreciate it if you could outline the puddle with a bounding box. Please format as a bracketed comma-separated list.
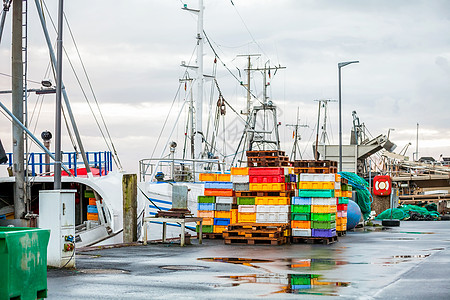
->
[288, 258, 349, 271]
[159, 265, 208, 271]
[219, 273, 349, 296]
[398, 231, 435, 235]
[78, 268, 129, 274]
[384, 237, 418, 240]
[198, 257, 273, 268]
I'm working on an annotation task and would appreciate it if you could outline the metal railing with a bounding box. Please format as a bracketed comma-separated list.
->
[139, 157, 227, 182]
[6, 151, 113, 177]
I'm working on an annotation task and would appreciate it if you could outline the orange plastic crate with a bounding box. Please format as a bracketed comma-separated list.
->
[291, 260, 311, 268]
[87, 213, 98, 220]
[336, 217, 348, 226]
[199, 173, 217, 181]
[335, 174, 341, 182]
[215, 210, 232, 219]
[249, 183, 285, 192]
[334, 190, 341, 198]
[204, 189, 234, 197]
[255, 196, 289, 205]
[198, 210, 215, 218]
[336, 224, 347, 231]
[88, 198, 97, 205]
[291, 220, 311, 229]
[198, 218, 214, 226]
[238, 212, 256, 223]
[217, 174, 231, 182]
[231, 167, 249, 175]
[213, 225, 227, 233]
[298, 181, 335, 190]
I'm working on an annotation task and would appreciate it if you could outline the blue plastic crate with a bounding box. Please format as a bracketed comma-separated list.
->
[311, 228, 336, 238]
[289, 174, 297, 182]
[204, 182, 233, 189]
[291, 285, 312, 290]
[292, 197, 311, 205]
[213, 218, 230, 226]
[198, 203, 215, 211]
[87, 205, 98, 213]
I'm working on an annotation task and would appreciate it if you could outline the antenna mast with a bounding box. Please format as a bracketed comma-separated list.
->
[286, 107, 308, 161]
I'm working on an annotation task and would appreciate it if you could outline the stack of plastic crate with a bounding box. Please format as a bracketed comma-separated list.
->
[249, 167, 294, 224]
[230, 167, 255, 223]
[336, 176, 351, 233]
[197, 173, 235, 236]
[85, 190, 98, 221]
[295, 173, 337, 239]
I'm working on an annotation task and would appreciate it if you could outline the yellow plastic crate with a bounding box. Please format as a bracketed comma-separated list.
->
[298, 181, 335, 190]
[336, 224, 347, 231]
[286, 167, 294, 175]
[231, 209, 238, 224]
[311, 205, 337, 213]
[199, 173, 217, 181]
[198, 210, 215, 218]
[231, 167, 249, 175]
[334, 190, 341, 198]
[249, 183, 285, 192]
[255, 196, 289, 205]
[213, 225, 227, 233]
[215, 210, 232, 219]
[336, 217, 347, 226]
[345, 191, 353, 197]
[238, 212, 256, 223]
[198, 218, 214, 226]
[217, 174, 231, 182]
[284, 229, 291, 237]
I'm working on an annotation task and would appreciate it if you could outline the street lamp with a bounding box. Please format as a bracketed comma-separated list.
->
[338, 60, 359, 172]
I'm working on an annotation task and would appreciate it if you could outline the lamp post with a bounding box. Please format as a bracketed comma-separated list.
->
[338, 60, 359, 172]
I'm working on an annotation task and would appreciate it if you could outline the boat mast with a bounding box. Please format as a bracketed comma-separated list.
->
[12, 0, 26, 218]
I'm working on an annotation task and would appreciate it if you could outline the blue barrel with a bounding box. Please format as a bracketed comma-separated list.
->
[347, 200, 362, 230]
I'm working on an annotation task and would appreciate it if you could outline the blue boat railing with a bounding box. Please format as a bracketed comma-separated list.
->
[6, 151, 113, 177]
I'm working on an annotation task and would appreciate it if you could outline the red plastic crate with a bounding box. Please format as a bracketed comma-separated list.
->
[337, 204, 348, 211]
[248, 167, 284, 176]
[249, 175, 285, 183]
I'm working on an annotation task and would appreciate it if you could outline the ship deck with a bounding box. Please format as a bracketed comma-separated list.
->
[47, 220, 450, 299]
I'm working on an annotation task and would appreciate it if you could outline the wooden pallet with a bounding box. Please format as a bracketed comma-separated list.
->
[234, 191, 294, 197]
[228, 223, 290, 231]
[292, 160, 337, 168]
[223, 230, 283, 239]
[337, 231, 346, 237]
[202, 233, 224, 239]
[247, 159, 292, 168]
[246, 150, 286, 157]
[293, 167, 337, 174]
[224, 236, 288, 245]
[291, 235, 338, 245]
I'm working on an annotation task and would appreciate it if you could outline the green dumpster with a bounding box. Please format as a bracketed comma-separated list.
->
[0, 227, 50, 300]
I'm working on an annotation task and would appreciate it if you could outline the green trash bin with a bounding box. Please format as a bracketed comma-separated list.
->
[0, 227, 50, 300]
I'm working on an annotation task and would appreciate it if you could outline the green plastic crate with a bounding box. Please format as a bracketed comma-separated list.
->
[291, 213, 310, 221]
[196, 225, 214, 233]
[198, 196, 215, 203]
[0, 227, 50, 300]
[291, 205, 311, 213]
[299, 189, 334, 198]
[84, 190, 95, 198]
[338, 197, 349, 204]
[311, 221, 336, 229]
[311, 213, 336, 222]
[290, 274, 316, 285]
[237, 197, 255, 205]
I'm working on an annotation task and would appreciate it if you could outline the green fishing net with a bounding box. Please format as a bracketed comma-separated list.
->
[339, 172, 372, 220]
[375, 204, 440, 220]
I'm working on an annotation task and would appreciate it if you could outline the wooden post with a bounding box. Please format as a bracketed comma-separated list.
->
[122, 173, 137, 243]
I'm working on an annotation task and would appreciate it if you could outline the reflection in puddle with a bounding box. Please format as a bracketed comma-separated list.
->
[219, 273, 350, 296]
[288, 258, 348, 271]
[197, 257, 273, 268]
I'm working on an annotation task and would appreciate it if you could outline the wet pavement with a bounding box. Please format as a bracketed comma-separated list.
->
[47, 221, 450, 299]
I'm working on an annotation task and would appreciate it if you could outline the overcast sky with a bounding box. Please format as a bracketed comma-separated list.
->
[1, 0, 449, 174]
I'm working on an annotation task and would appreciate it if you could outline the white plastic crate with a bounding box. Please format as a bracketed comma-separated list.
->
[216, 197, 234, 204]
[256, 205, 289, 213]
[231, 175, 249, 183]
[335, 182, 341, 190]
[311, 197, 336, 206]
[292, 228, 312, 237]
[255, 274, 289, 284]
[256, 212, 289, 223]
[338, 211, 348, 218]
[299, 173, 335, 182]
[238, 204, 256, 213]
